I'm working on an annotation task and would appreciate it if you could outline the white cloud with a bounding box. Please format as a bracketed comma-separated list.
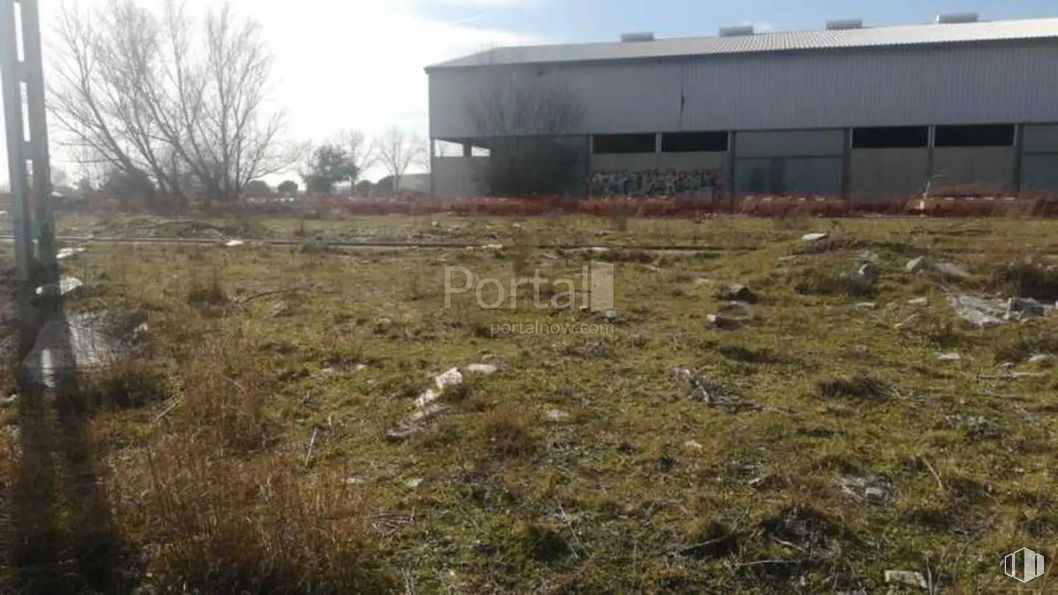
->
[0, 0, 539, 185]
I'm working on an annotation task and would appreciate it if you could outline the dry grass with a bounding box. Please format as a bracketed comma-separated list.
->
[3, 214, 1058, 592]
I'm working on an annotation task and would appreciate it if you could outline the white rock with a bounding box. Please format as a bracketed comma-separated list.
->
[1028, 354, 1054, 366]
[908, 297, 929, 306]
[802, 232, 829, 242]
[434, 367, 464, 390]
[56, 247, 86, 260]
[855, 302, 877, 310]
[905, 256, 926, 274]
[937, 352, 962, 362]
[884, 570, 926, 589]
[684, 440, 704, 451]
[545, 408, 570, 422]
[223, 239, 245, 248]
[465, 363, 498, 375]
[404, 478, 423, 489]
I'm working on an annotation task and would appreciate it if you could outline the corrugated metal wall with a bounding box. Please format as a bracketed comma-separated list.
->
[430, 41, 1058, 139]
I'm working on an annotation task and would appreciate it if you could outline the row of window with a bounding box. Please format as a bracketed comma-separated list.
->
[592, 125, 1017, 154]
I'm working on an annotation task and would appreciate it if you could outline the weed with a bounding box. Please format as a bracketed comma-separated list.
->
[818, 374, 890, 401]
[482, 403, 535, 456]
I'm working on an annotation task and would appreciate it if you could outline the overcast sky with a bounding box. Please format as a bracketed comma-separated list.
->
[2, 0, 1056, 186]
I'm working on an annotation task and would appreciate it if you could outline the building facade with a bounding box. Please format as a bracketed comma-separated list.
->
[426, 16, 1058, 201]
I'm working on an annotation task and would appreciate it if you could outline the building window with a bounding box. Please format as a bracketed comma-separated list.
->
[852, 126, 928, 149]
[593, 134, 656, 154]
[934, 124, 1015, 147]
[661, 131, 728, 152]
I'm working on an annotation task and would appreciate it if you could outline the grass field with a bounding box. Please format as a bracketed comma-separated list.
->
[2, 214, 1058, 592]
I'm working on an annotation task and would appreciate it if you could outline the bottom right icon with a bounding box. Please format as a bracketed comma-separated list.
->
[1003, 548, 1046, 584]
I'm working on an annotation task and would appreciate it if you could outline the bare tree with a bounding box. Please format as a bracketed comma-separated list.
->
[336, 129, 377, 183]
[376, 128, 427, 193]
[464, 69, 586, 196]
[49, 0, 291, 207]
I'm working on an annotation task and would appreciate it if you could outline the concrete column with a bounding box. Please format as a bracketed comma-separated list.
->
[1013, 124, 1024, 194]
[19, 0, 54, 270]
[462, 142, 472, 158]
[726, 131, 737, 211]
[0, 0, 33, 281]
[654, 132, 662, 170]
[841, 128, 853, 205]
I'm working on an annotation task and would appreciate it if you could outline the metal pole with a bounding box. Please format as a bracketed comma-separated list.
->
[19, 0, 55, 269]
[0, 0, 32, 281]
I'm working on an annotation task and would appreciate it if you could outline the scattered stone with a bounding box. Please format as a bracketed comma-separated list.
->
[802, 232, 829, 242]
[1028, 354, 1054, 366]
[837, 474, 892, 506]
[905, 256, 927, 274]
[706, 314, 746, 330]
[1005, 297, 1046, 322]
[386, 403, 451, 442]
[404, 478, 424, 489]
[268, 301, 292, 319]
[671, 367, 750, 412]
[545, 408, 570, 423]
[630, 333, 649, 348]
[1, 394, 18, 408]
[894, 314, 920, 329]
[858, 250, 879, 263]
[933, 261, 972, 281]
[465, 363, 498, 376]
[599, 309, 618, 322]
[717, 283, 757, 303]
[34, 276, 84, 299]
[373, 317, 393, 334]
[908, 297, 929, 306]
[949, 295, 1005, 328]
[585, 338, 612, 359]
[937, 352, 962, 362]
[884, 570, 927, 589]
[855, 302, 877, 310]
[434, 367, 463, 390]
[683, 440, 704, 451]
[222, 239, 245, 248]
[56, 246, 86, 260]
[848, 262, 879, 293]
[21, 309, 148, 388]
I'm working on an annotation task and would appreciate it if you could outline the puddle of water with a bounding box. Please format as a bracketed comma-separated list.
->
[21, 310, 147, 388]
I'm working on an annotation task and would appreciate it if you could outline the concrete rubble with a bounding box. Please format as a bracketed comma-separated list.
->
[544, 408, 570, 423]
[837, 474, 892, 506]
[933, 261, 972, 281]
[950, 295, 1054, 327]
[904, 256, 927, 274]
[56, 246, 86, 260]
[465, 363, 498, 375]
[21, 309, 149, 388]
[34, 276, 84, 299]
[717, 283, 757, 303]
[884, 570, 927, 589]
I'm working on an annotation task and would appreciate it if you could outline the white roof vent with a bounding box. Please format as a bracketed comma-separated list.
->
[719, 25, 755, 37]
[826, 19, 864, 31]
[936, 13, 979, 24]
[620, 32, 655, 42]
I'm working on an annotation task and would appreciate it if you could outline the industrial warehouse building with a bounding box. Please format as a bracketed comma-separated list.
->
[426, 15, 1058, 202]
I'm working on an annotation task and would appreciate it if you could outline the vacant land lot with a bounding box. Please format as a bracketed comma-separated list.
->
[2, 215, 1057, 592]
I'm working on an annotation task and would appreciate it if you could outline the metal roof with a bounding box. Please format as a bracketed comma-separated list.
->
[427, 18, 1058, 70]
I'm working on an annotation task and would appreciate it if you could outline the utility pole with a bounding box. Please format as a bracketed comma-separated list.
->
[1, 0, 55, 284]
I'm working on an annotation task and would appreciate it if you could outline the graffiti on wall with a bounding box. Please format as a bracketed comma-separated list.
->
[589, 169, 723, 199]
